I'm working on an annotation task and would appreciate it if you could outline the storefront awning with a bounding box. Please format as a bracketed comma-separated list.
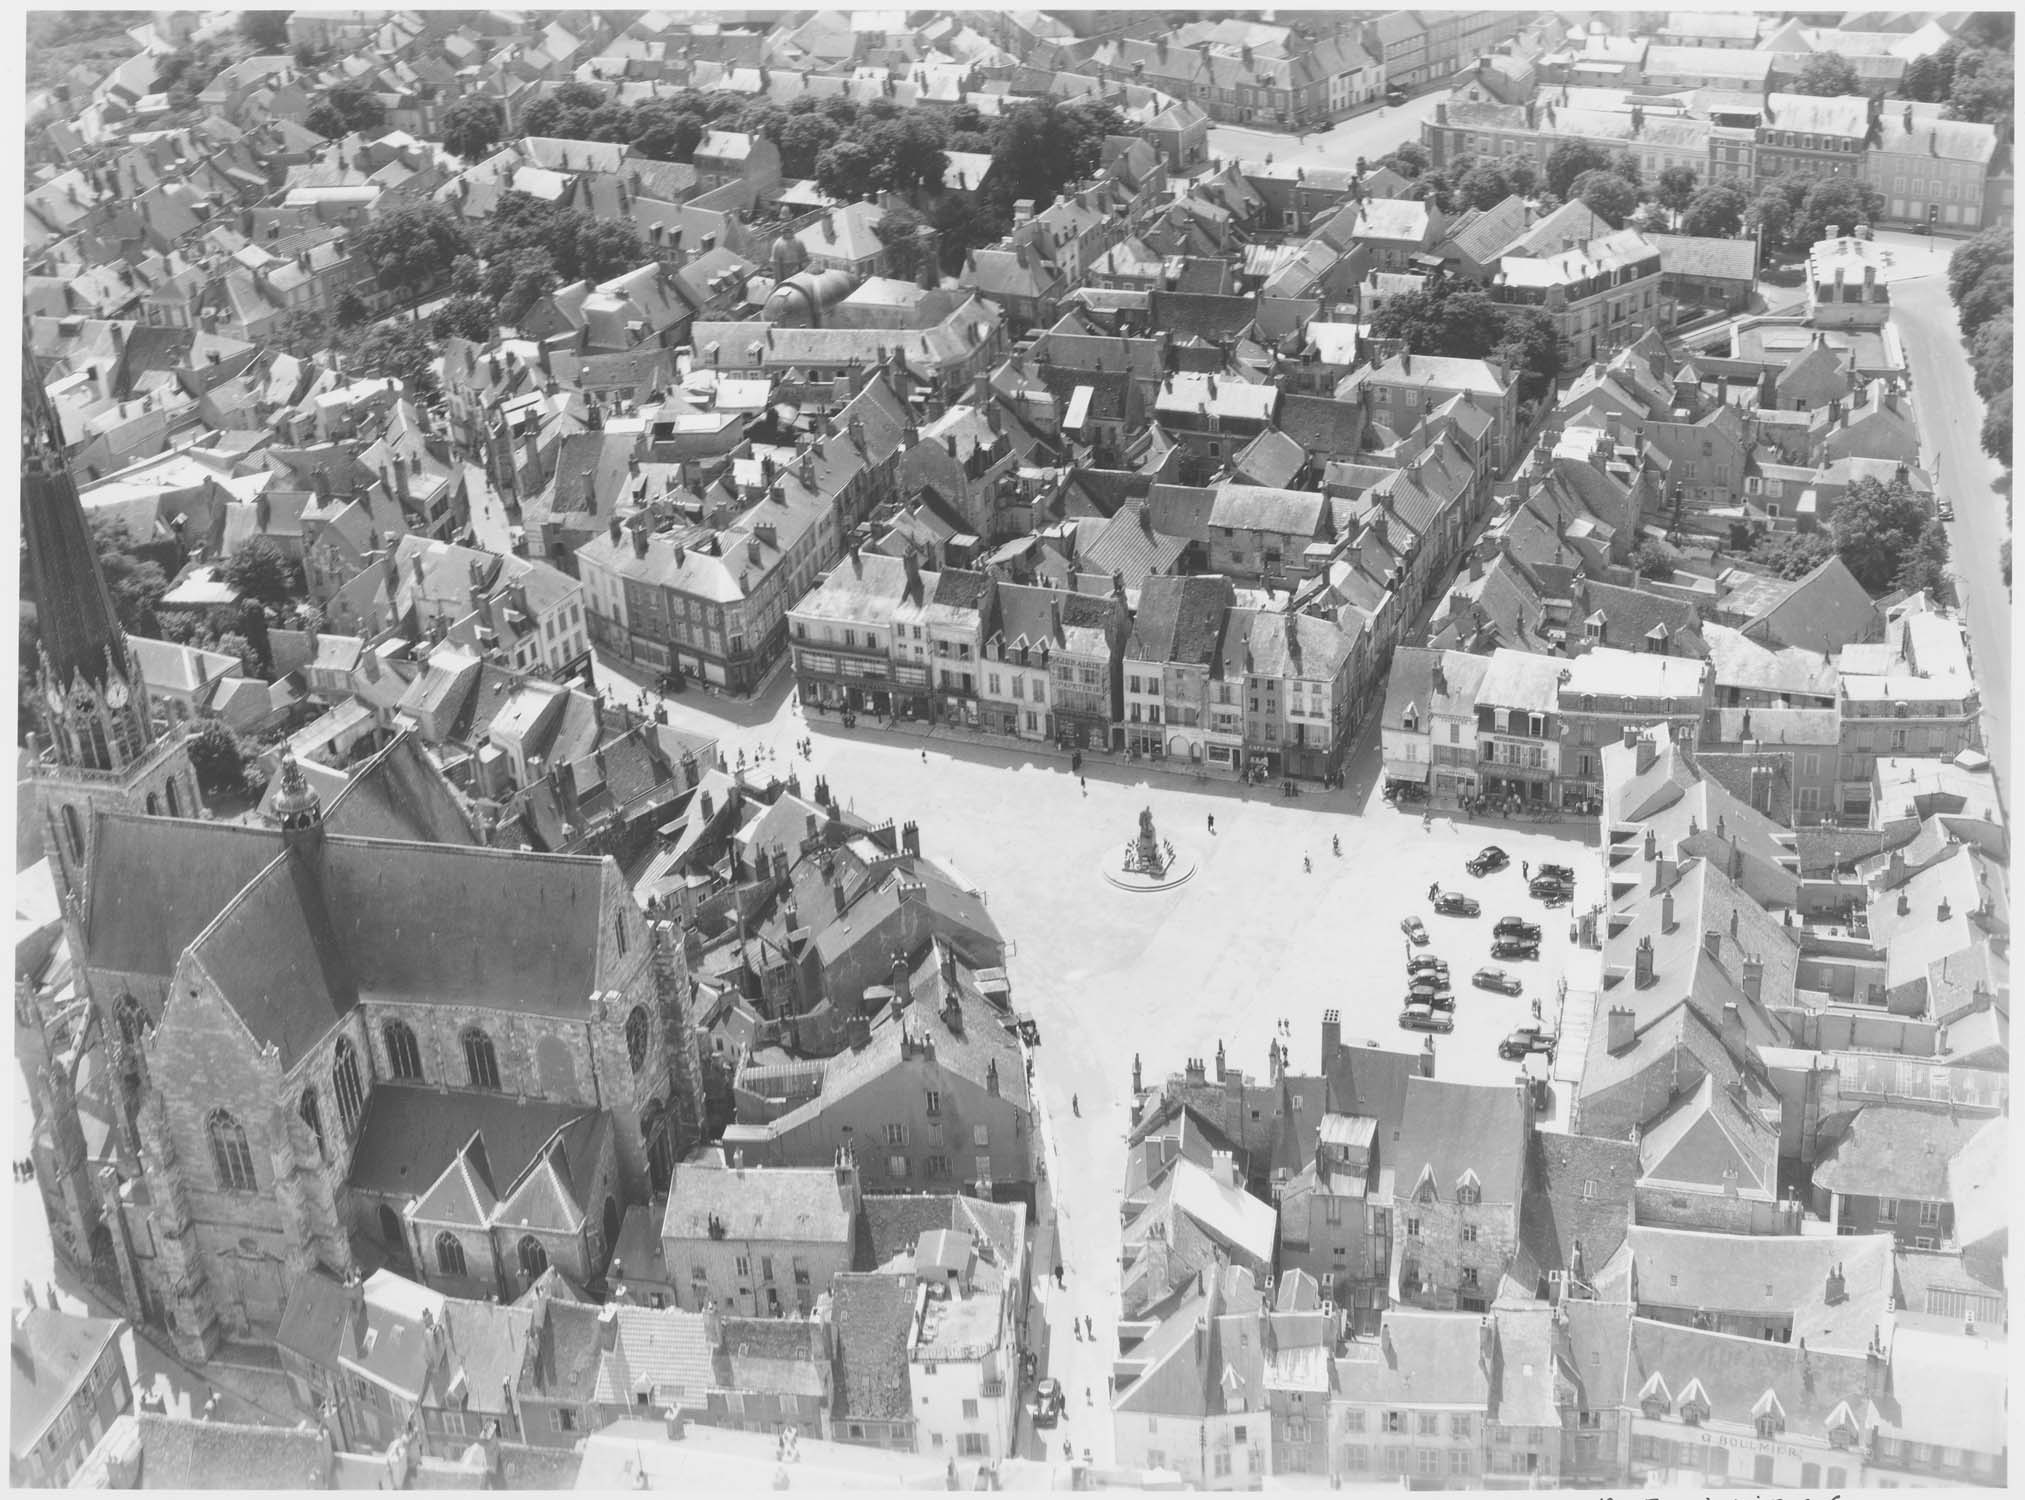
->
[1384, 761, 1431, 784]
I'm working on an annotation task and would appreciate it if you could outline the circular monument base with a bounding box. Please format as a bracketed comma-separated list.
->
[1102, 845, 1199, 892]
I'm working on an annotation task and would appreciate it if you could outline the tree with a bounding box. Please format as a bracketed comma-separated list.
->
[1832, 475, 1946, 594]
[306, 81, 384, 139]
[238, 11, 292, 49]
[1609, 150, 1643, 190]
[551, 80, 607, 113]
[1970, 314, 2012, 400]
[224, 537, 301, 608]
[1489, 306, 1563, 395]
[333, 290, 371, 328]
[1378, 140, 1430, 178]
[1456, 163, 1514, 211]
[1504, 159, 1540, 198]
[431, 295, 498, 343]
[1545, 140, 1609, 198]
[187, 719, 250, 797]
[1656, 165, 1700, 216]
[1947, 48, 2014, 128]
[814, 139, 879, 203]
[1982, 387, 2012, 464]
[439, 97, 505, 163]
[1792, 178, 1885, 249]
[346, 322, 441, 400]
[987, 98, 1123, 209]
[348, 202, 471, 299]
[1745, 188, 1795, 252]
[1948, 225, 2012, 306]
[627, 103, 707, 164]
[1571, 169, 1639, 227]
[1749, 530, 1835, 579]
[1901, 50, 1953, 102]
[861, 114, 948, 193]
[874, 204, 932, 281]
[1631, 538, 1676, 580]
[777, 111, 840, 178]
[1795, 54, 1862, 96]
[88, 516, 169, 637]
[1681, 183, 1747, 239]
[1958, 262, 2012, 335]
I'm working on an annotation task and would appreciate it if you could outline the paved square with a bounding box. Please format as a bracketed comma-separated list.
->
[622, 674, 1603, 1463]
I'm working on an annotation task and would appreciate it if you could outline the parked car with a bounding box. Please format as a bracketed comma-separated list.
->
[1401, 915, 1430, 946]
[1385, 780, 1428, 804]
[1530, 877, 1571, 905]
[1408, 977, 1455, 1004]
[1939, 499, 1956, 521]
[1399, 1002, 1454, 1034]
[1538, 864, 1575, 886]
[1473, 966, 1523, 995]
[1494, 916, 1542, 941]
[1408, 957, 1450, 982]
[1498, 1025, 1557, 1061]
[1492, 937, 1541, 961]
[1466, 845, 1509, 877]
[1030, 1378, 1064, 1426]
[1433, 891, 1481, 917]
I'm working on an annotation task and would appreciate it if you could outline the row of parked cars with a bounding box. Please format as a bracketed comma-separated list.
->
[1396, 847, 1568, 1058]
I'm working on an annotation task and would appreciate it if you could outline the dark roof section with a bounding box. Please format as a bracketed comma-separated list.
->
[831, 1272, 916, 1423]
[349, 1083, 594, 1202]
[322, 731, 479, 845]
[1516, 1131, 1641, 1293]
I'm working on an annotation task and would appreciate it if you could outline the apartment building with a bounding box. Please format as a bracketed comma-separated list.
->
[1754, 93, 1873, 183]
[661, 1159, 859, 1317]
[1473, 649, 1566, 810]
[1555, 648, 1714, 809]
[1490, 230, 1664, 366]
[1867, 105, 2001, 230]
[1341, 352, 1518, 475]
[1331, 1311, 1494, 1485]
[1833, 599, 1980, 819]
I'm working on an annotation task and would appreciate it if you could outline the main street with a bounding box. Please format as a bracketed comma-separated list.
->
[1205, 90, 1443, 176]
[1890, 269, 2011, 803]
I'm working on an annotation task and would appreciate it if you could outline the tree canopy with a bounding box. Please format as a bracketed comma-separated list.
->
[1795, 54, 1862, 96]
[1655, 165, 1700, 216]
[1369, 282, 1561, 396]
[1545, 140, 1610, 198]
[1948, 225, 2012, 306]
[224, 537, 302, 608]
[1570, 169, 1638, 227]
[1832, 475, 1949, 596]
[305, 81, 384, 140]
[349, 202, 472, 299]
[439, 97, 505, 164]
[1681, 183, 1746, 239]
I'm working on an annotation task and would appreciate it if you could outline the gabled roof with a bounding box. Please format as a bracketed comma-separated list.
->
[1397, 1076, 1526, 1206]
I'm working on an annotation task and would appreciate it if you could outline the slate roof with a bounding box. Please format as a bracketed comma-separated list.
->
[1516, 1131, 1639, 1291]
[663, 1163, 853, 1246]
[521, 1300, 608, 1405]
[1395, 1076, 1527, 1206]
[1810, 1104, 1983, 1202]
[349, 1084, 593, 1206]
[1334, 1309, 1491, 1408]
[106, 1414, 333, 1489]
[1648, 233, 1758, 283]
[1622, 1318, 1873, 1437]
[861, 1194, 1026, 1273]
[11, 1309, 124, 1453]
[831, 1273, 916, 1422]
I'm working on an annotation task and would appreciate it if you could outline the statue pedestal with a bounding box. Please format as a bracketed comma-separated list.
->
[1102, 841, 1199, 892]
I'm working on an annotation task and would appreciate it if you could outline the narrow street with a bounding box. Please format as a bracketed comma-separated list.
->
[1890, 271, 2011, 804]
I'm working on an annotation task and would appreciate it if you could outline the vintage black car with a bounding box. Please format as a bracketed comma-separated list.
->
[1491, 937, 1541, 961]
[1399, 1002, 1454, 1034]
[1433, 891, 1482, 917]
[1466, 845, 1509, 877]
[1494, 916, 1543, 941]
[1473, 967, 1523, 995]
[1498, 1025, 1558, 1061]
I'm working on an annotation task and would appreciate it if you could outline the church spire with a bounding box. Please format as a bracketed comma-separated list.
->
[22, 335, 156, 770]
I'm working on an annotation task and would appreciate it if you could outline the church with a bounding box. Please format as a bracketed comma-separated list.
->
[19, 342, 705, 1361]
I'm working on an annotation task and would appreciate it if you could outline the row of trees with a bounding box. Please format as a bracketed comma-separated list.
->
[1364, 279, 1562, 400]
[1949, 225, 2012, 465]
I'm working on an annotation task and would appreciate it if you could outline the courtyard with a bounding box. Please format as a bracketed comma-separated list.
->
[605, 664, 1602, 1465]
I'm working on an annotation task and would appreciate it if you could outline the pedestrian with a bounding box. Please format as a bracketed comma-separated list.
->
[1055, 1263, 1065, 1288]
[1073, 1320, 1083, 1341]
[1522, 861, 1530, 880]
[1080, 777, 1088, 795]
[1072, 1094, 1080, 1116]
[921, 749, 928, 763]
[1207, 813, 1216, 834]
[1428, 881, 1438, 901]
[1304, 854, 1312, 873]
[1085, 1316, 1094, 1339]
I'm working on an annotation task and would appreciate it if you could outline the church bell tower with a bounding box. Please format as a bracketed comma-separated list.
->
[21, 335, 199, 907]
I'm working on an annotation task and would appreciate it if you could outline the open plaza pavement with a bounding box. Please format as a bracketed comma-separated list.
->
[604, 661, 1602, 1467]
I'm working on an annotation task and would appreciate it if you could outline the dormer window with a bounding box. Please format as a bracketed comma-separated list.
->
[1681, 1402, 1706, 1427]
[1638, 1373, 1671, 1420]
[1756, 1415, 1784, 1439]
[1402, 707, 1419, 732]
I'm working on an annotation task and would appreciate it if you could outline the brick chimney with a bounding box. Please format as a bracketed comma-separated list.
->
[1606, 1005, 1636, 1053]
[1321, 1007, 1340, 1062]
[1741, 959, 1764, 1005]
[1633, 935, 1655, 988]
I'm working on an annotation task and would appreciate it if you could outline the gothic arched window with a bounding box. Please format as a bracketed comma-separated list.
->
[518, 1236, 548, 1281]
[625, 1006, 650, 1073]
[384, 1020, 423, 1082]
[61, 804, 84, 862]
[145, 793, 160, 816]
[333, 1037, 365, 1136]
[464, 1029, 501, 1091]
[165, 779, 182, 818]
[115, 995, 152, 1051]
[208, 1109, 257, 1192]
[436, 1233, 467, 1278]
[299, 1089, 325, 1159]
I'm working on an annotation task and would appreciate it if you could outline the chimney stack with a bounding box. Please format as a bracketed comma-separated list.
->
[1633, 935, 1655, 988]
[1606, 1005, 1636, 1053]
